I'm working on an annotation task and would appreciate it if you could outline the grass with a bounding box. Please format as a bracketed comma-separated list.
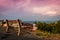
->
[32, 30, 60, 40]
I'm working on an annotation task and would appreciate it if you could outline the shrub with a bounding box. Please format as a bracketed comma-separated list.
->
[34, 20, 60, 33]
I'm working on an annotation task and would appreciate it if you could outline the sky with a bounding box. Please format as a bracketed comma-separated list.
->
[0, 0, 60, 21]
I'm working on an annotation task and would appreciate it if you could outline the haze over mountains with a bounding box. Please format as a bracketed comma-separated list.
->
[0, 14, 60, 22]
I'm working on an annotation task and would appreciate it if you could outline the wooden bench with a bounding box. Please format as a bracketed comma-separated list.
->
[5, 19, 22, 36]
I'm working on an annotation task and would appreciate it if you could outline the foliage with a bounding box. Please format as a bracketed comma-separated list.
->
[34, 20, 60, 33]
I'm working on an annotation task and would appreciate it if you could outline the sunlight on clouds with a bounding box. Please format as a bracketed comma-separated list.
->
[32, 6, 50, 13]
[24, 6, 57, 16]
[46, 11, 56, 15]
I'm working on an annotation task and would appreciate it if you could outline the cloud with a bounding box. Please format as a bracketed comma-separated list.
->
[0, 5, 9, 12]
[0, 0, 60, 10]
[23, 5, 59, 16]
[0, 0, 60, 21]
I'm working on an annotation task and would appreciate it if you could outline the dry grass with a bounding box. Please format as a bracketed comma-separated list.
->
[32, 30, 60, 40]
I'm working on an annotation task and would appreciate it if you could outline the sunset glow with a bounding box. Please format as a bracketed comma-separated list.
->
[0, 0, 60, 21]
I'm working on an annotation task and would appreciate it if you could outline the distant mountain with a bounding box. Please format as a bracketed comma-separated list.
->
[23, 20, 60, 24]
[23, 21, 35, 24]
[0, 14, 5, 19]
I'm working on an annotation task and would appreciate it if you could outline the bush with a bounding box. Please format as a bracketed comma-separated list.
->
[34, 20, 60, 33]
